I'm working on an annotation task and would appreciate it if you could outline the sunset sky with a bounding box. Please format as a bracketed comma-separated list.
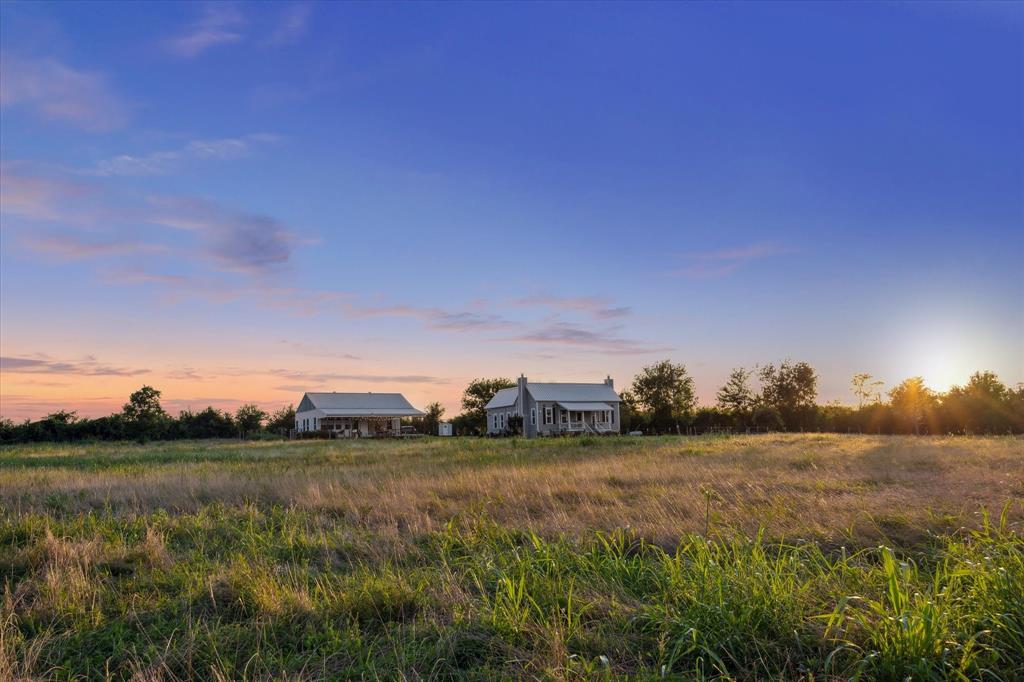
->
[1, 1, 1022, 421]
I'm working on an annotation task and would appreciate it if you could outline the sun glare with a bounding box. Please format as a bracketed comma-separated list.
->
[915, 347, 970, 392]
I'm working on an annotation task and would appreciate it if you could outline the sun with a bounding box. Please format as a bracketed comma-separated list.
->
[886, 317, 988, 394]
[914, 345, 972, 392]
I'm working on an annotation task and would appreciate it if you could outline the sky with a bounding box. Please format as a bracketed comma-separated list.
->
[1, 1, 1022, 421]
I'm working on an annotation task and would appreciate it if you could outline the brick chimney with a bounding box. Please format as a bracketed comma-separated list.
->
[604, 375, 614, 389]
[517, 375, 528, 416]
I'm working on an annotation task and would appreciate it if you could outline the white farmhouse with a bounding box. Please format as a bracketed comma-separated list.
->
[295, 392, 425, 437]
[484, 375, 621, 438]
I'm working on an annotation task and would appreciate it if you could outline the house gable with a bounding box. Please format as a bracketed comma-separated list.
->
[297, 394, 316, 413]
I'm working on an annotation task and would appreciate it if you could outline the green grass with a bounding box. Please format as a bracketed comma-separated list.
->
[1, 435, 1022, 680]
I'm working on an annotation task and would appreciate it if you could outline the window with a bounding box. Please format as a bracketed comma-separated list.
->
[544, 406, 553, 424]
[611, 409, 616, 424]
[560, 410, 568, 424]
[493, 415, 499, 430]
[500, 413, 506, 429]
[530, 408, 536, 425]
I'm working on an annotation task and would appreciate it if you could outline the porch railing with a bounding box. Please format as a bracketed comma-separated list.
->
[557, 421, 615, 434]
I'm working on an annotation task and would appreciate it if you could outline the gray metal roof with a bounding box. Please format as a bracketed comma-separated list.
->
[527, 382, 620, 403]
[299, 392, 424, 416]
[485, 387, 519, 409]
[484, 382, 620, 410]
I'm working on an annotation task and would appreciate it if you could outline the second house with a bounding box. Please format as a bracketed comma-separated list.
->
[485, 375, 621, 438]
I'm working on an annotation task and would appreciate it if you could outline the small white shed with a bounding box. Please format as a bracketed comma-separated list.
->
[438, 422, 453, 437]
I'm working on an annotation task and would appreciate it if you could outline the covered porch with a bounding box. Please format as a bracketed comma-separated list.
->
[317, 414, 402, 438]
[554, 402, 616, 434]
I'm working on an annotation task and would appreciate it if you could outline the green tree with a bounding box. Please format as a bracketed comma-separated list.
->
[716, 367, 756, 423]
[460, 377, 515, 432]
[618, 390, 640, 433]
[851, 373, 884, 408]
[751, 406, 785, 432]
[889, 377, 937, 435]
[422, 402, 446, 435]
[122, 385, 169, 440]
[235, 404, 268, 437]
[759, 361, 818, 430]
[942, 371, 1013, 434]
[176, 407, 235, 439]
[266, 404, 296, 434]
[630, 360, 696, 433]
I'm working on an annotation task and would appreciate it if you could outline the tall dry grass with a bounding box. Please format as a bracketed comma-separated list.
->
[1, 434, 1020, 546]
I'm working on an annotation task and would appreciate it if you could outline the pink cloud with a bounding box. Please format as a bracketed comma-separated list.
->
[22, 234, 168, 260]
[0, 52, 130, 131]
[506, 322, 671, 356]
[0, 162, 93, 222]
[665, 244, 791, 279]
[513, 294, 632, 319]
[0, 354, 149, 377]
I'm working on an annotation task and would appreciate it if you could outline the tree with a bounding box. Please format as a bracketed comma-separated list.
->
[266, 404, 296, 434]
[450, 412, 480, 437]
[460, 377, 515, 432]
[235, 404, 268, 437]
[851, 373, 884, 408]
[422, 402, 445, 435]
[759, 361, 818, 430]
[629, 360, 696, 433]
[889, 377, 936, 435]
[618, 390, 641, 433]
[716, 367, 755, 423]
[176, 407, 235, 439]
[942, 371, 1013, 434]
[751, 406, 785, 432]
[122, 385, 169, 440]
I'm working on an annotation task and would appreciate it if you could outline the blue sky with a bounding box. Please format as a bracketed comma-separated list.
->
[1, 1, 1021, 419]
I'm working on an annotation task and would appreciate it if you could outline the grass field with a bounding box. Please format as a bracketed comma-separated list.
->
[1, 434, 1022, 680]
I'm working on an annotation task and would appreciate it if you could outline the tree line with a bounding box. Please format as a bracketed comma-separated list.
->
[0, 384, 450, 444]
[1, 361, 1021, 443]
[0, 386, 296, 444]
[452, 361, 1024, 436]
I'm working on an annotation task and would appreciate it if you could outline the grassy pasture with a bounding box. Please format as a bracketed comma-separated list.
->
[1, 434, 1021, 680]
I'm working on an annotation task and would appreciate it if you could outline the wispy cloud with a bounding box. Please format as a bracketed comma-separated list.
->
[1, 355, 149, 377]
[0, 53, 130, 131]
[264, 2, 312, 46]
[85, 133, 280, 177]
[98, 267, 194, 288]
[165, 4, 244, 58]
[22, 234, 168, 260]
[269, 369, 448, 385]
[513, 294, 631, 319]
[342, 302, 514, 331]
[146, 195, 296, 273]
[278, 340, 360, 360]
[0, 162, 92, 221]
[507, 322, 671, 355]
[2, 162, 299, 275]
[665, 244, 791, 279]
